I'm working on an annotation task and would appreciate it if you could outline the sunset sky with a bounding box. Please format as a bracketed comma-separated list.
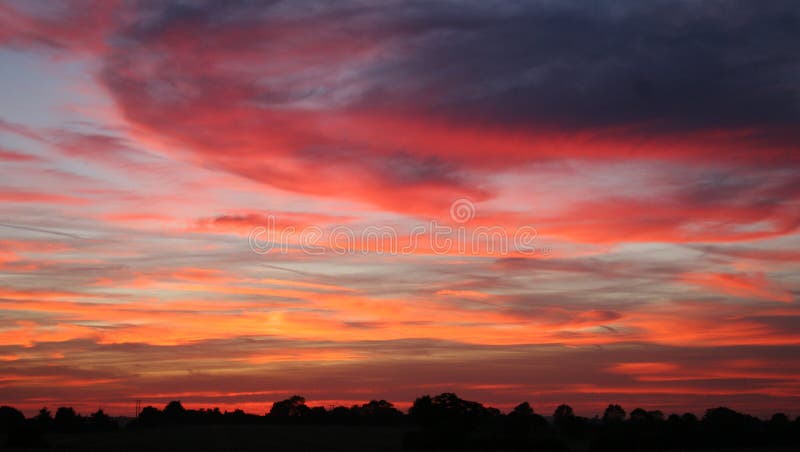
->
[1, 0, 799, 417]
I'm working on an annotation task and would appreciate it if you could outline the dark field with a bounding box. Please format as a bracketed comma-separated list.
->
[1, 425, 798, 452]
[5, 425, 407, 451]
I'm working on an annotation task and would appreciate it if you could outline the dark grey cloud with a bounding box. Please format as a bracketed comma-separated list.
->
[8, 0, 800, 142]
[104, 0, 799, 133]
[360, 0, 800, 132]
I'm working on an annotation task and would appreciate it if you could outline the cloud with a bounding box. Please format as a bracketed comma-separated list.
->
[0, 189, 87, 204]
[0, 148, 39, 162]
[47, 0, 788, 217]
[5, 1, 797, 242]
[2, 338, 799, 417]
[681, 271, 794, 302]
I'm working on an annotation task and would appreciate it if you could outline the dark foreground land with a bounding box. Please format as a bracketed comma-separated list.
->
[3, 425, 405, 451]
[3, 393, 799, 450]
[1, 426, 799, 452]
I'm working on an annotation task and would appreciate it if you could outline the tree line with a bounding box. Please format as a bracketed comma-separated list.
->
[2, 393, 799, 449]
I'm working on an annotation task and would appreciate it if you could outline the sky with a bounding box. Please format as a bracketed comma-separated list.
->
[1, 0, 799, 418]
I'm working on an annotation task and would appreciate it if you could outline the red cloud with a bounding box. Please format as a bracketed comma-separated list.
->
[681, 271, 794, 302]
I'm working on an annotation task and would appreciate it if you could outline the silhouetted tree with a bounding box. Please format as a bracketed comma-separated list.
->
[511, 401, 534, 417]
[226, 408, 248, 425]
[681, 412, 698, 424]
[1, 406, 47, 448]
[602, 404, 625, 424]
[552, 404, 589, 439]
[196, 407, 225, 425]
[54, 406, 84, 433]
[89, 409, 118, 431]
[269, 395, 311, 420]
[409, 395, 434, 427]
[552, 404, 574, 425]
[137, 406, 162, 428]
[767, 412, 792, 445]
[702, 407, 763, 447]
[0, 406, 25, 433]
[406, 393, 500, 449]
[163, 400, 186, 424]
[504, 401, 550, 446]
[629, 407, 649, 423]
[410, 393, 494, 431]
[3, 394, 791, 451]
[329, 406, 355, 424]
[310, 405, 327, 422]
[770, 412, 789, 425]
[592, 404, 628, 449]
[34, 407, 53, 430]
[353, 400, 403, 424]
